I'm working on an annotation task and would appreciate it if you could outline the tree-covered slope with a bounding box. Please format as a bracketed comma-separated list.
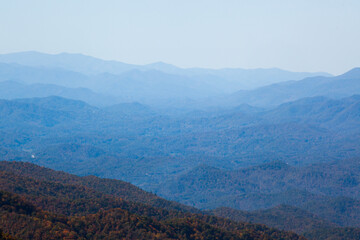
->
[209, 205, 337, 234]
[155, 159, 360, 230]
[0, 161, 304, 240]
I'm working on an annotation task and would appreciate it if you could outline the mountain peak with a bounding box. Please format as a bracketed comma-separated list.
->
[336, 67, 360, 79]
[144, 61, 180, 72]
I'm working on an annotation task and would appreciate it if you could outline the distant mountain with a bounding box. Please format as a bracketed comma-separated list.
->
[0, 51, 135, 75]
[0, 62, 226, 105]
[0, 95, 359, 187]
[0, 62, 223, 105]
[0, 51, 331, 91]
[301, 197, 360, 227]
[259, 95, 360, 132]
[180, 94, 360, 132]
[0, 96, 99, 128]
[180, 67, 332, 90]
[14, 95, 97, 113]
[88, 69, 226, 102]
[216, 68, 360, 107]
[0, 81, 119, 107]
[209, 205, 337, 234]
[303, 227, 360, 240]
[154, 158, 360, 228]
[104, 102, 155, 116]
[211, 205, 360, 239]
[6, 52, 360, 110]
[0, 62, 88, 87]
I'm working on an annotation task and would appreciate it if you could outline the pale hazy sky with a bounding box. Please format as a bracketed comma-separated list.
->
[1, 0, 359, 74]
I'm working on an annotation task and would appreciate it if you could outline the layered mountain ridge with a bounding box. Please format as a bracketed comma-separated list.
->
[0, 51, 359, 239]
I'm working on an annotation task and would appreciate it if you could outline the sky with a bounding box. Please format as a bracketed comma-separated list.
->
[0, 0, 359, 75]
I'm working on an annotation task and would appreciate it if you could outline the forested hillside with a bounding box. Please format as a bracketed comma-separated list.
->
[154, 158, 360, 236]
[0, 93, 359, 188]
[0, 161, 304, 240]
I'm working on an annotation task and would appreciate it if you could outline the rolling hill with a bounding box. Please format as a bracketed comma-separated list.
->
[154, 158, 360, 229]
[0, 94, 359, 186]
[0, 161, 304, 240]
